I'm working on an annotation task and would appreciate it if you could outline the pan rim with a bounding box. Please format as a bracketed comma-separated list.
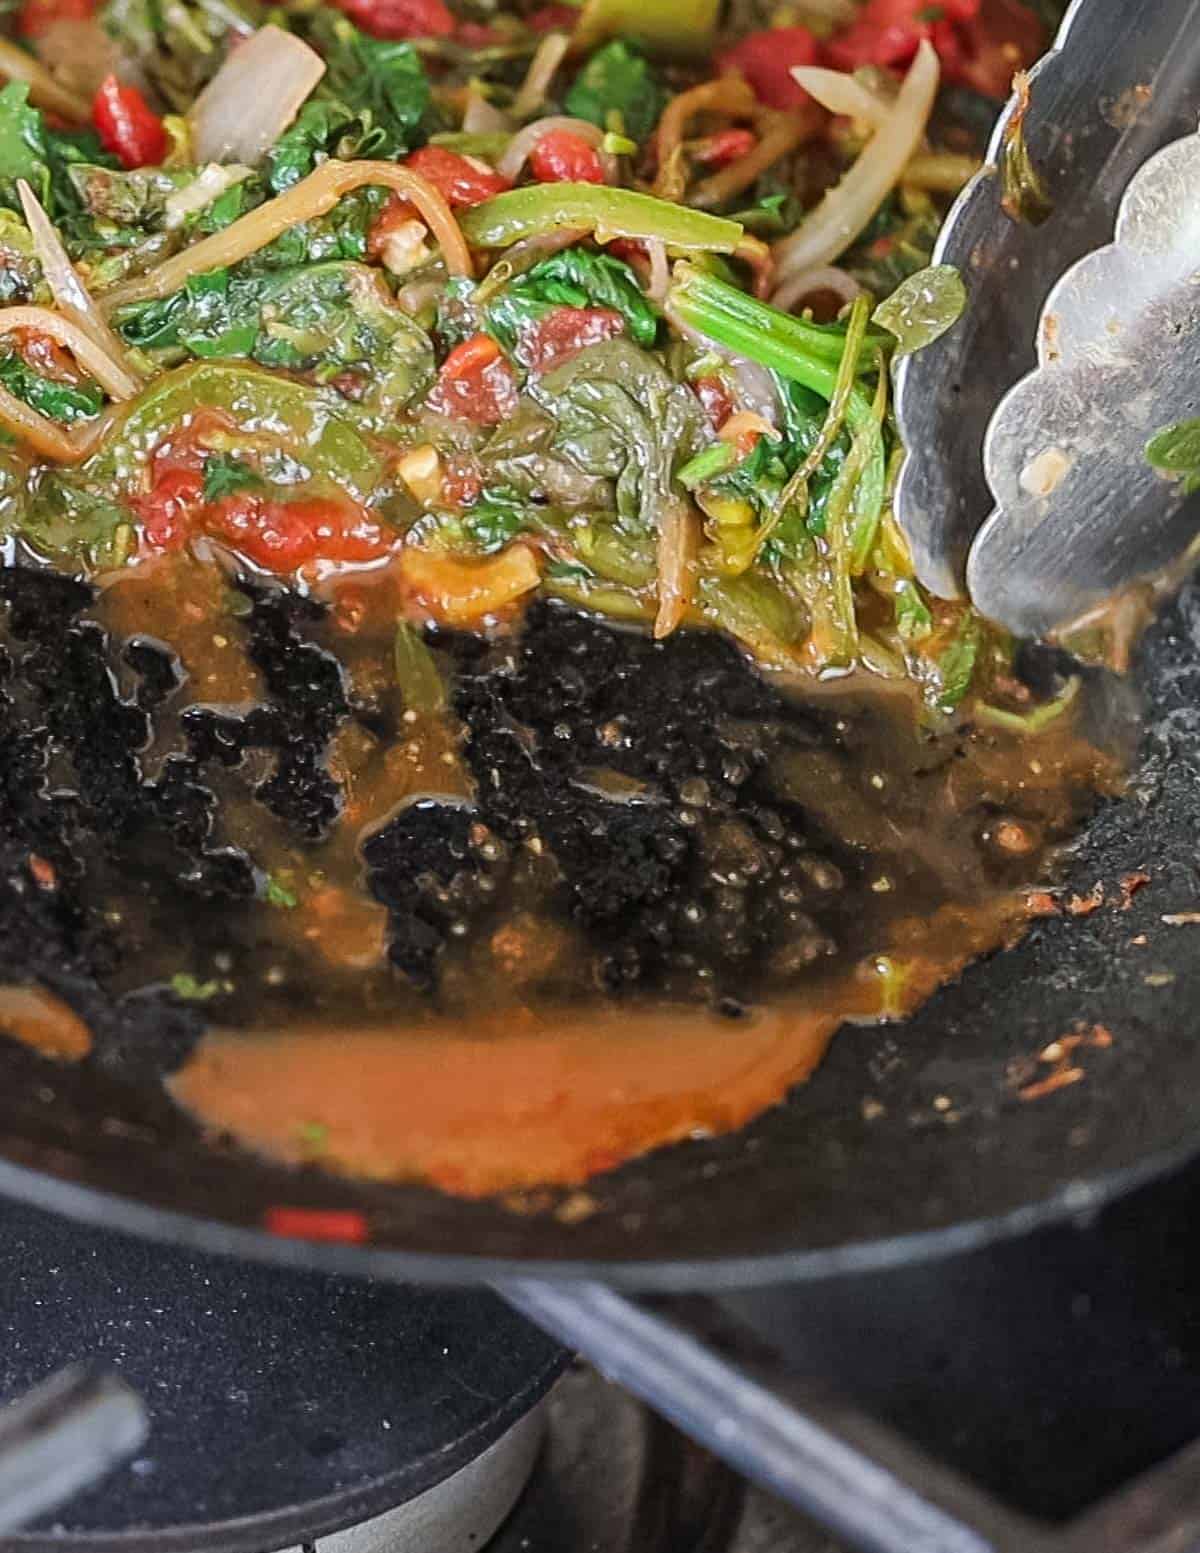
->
[0, 1125, 1195, 1291]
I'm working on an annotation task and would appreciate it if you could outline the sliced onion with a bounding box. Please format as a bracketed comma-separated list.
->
[100, 159, 473, 312]
[511, 31, 569, 121]
[645, 237, 669, 303]
[0, 305, 141, 400]
[790, 65, 890, 129]
[670, 310, 781, 428]
[463, 88, 511, 134]
[0, 36, 90, 123]
[653, 76, 757, 202]
[496, 116, 615, 183]
[654, 497, 697, 640]
[692, 103, 821, 210]
[771, 264, 864, 313]
[775, 41, 940, 278]
[189, 26, 326, 166]
[17, 179, 144, 392]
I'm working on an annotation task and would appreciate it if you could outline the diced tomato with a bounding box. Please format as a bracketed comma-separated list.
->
[264, 1206, 369, 1243]
[693, 127, 757, 168]
[825, 0, 978, 73]
[441, 457, 484, 509]
[366, 194, 418, 259]
[404, 146, 512, 208]
[606, 238, 647, 265]
[455, 19, 502, 43]
[957, 0, 1045, 97]
[528, 129, 605, 185]
[716, 27, 819, 111]
[334, 0, 454, 38]
[16, 0, 92, 38]
[693, 375, 734, 431]
[527, 3, 576, 30]
[428, 334, 519, 425]
[92, 75, 167, 169]
[12, 328, 82, 385]
[135, 468, 205, 552]
[205, 493, 393, 572]
[520, 306, 625, 373]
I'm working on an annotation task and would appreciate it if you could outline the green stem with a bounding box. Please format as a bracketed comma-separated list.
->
[460, 186, 744, 254]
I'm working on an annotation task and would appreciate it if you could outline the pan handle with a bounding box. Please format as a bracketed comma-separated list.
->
[0, 1364, 149, 1535]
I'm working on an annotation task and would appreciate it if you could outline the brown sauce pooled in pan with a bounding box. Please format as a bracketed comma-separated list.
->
[1, 552, 1123, 1198]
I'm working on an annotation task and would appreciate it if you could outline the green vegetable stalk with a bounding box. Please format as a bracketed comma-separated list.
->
[460, 185, 744, 255]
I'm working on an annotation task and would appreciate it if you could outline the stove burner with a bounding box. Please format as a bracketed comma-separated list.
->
[0, 1201, 562, 1552]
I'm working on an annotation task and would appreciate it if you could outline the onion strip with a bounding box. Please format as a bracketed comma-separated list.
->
[497, 115, 614, 183]
[645, 237, 669, 303]
[653, 76, 757, 202]
[0, 306, 141, 400]
[770, 264, 863, 314]
[774, 41, 940, 277]
[692, 104, 822, 209]
[17, 181, 144, 393]
[99, 160, 473, 313]
[654, 496, 697, 639]
[790, 65, 890, 129]
[0, 37, 90, 123]
[189, 25, 326, 166]
[511, 31, 570, 121]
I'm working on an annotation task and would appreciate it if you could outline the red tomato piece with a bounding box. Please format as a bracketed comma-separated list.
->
[716, 27, 819, 110]
[521, 306, 625, 373]
[693, 127, 758, 168]
[93, 75, 167, 169]
[693, 375, 734, 431]
[455, 19, 503, 44]
[824, 0, 979, 74]
[404, 146, 512, 208]
[334, 0, 454, 37]
[16, 0, 92, 38]
[428, 334, 519, 425]
[264, 1207, 369, 1243]
[204, 494, 393, 573]
[528, 129, 606, 185]
[135, 468, 204, 552]
[527, 3, 576, 29]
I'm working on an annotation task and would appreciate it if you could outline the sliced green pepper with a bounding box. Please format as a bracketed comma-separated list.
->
[460, 185, 743, 255]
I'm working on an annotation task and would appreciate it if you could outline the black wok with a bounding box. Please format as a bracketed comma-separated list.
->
[1, 564, 1199, 1290]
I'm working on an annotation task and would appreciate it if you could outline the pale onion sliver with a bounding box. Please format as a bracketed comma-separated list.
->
[16, 179, 144, 393]
[511, 31, 569, 122]
[190, 25, 326, 166]
[770, 264, 864, 314]
[0, 305, 140, 401]
[790, 64, 890, 129]
[775, 40, 940, 277]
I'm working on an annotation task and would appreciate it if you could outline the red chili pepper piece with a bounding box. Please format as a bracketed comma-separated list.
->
[334, 0, 454, 37]
[404, 146, 512, 208]
[428, 334, 519, 425]
[93, 75, 167, 169]
[528, 129, 606, 185]
[693, 375, 734, 432]
[264, 1207, 370, 1244]
[693, 127, 758, 168]
[16, 0, 92, 38]
[520, 306, 625, 373]
[716, 27, 819, 111]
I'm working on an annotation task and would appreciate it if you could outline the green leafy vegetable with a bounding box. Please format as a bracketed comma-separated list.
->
[893, 578, 933, 642]
[0, 82, 114, 222]
[1146, 418, 1200, 495]
[394, 621, 446, 713]
[0, 351, 103, 424]
[169, 972, 221, 1000]
[460, 184, 743, 254]
[873, 265, 966, 356]
[999, 73, 1052, 226]
[565, 40, 665, 143]
[484, 246, 657, 353]
[265, 874, 298, 909]
[116, 262, 435, 427]
[931, 611, 983, 713]
[202, 452, 263, 501]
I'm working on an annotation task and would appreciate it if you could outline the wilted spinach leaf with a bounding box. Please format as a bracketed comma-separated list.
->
[0, 351, 103, 423]
[564, 40, 664, 143]
[484, 247, 657, 353]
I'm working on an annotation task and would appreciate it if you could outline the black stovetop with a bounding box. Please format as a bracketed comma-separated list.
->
[6, 1152, 1200, 1553]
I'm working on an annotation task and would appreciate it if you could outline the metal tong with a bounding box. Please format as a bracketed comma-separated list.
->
[892, 0, 1200, 638]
